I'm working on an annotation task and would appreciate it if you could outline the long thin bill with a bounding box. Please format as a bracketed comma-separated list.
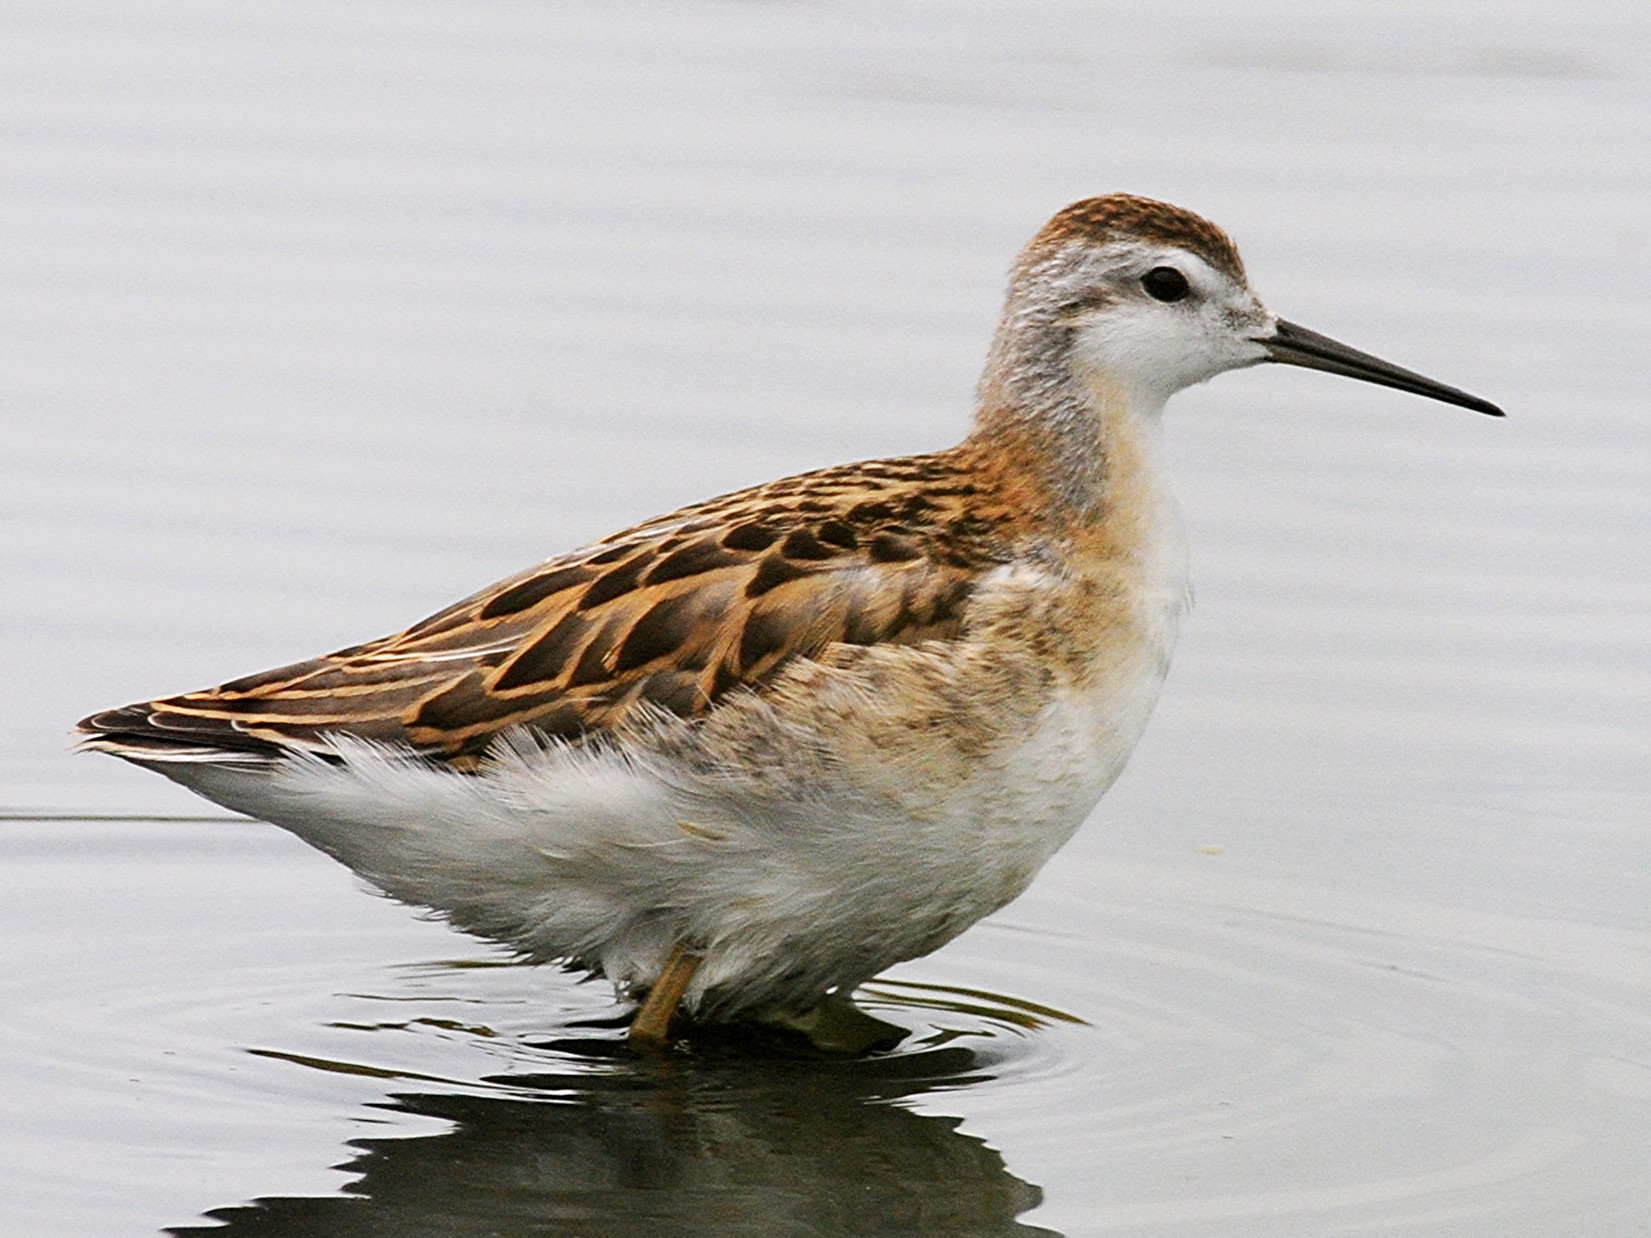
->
[1264, 319, 1504, 417]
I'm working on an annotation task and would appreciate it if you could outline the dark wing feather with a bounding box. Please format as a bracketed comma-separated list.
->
[77, 450, 1017, 764]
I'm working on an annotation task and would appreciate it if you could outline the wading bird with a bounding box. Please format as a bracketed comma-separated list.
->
[79, 195, 1501, 1051]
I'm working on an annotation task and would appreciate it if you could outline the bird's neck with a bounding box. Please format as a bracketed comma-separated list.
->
[965, 321, 1169, 541]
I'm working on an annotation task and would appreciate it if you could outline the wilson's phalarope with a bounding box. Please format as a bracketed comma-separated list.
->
[78, 195, 1501, 1051]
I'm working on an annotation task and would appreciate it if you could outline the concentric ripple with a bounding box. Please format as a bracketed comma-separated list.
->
[920, 864, 1651, 1235]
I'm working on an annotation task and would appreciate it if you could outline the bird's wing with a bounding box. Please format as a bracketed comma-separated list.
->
[77, 452, 1015, 764]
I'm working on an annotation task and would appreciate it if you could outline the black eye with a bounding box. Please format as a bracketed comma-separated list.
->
[1141, 266, 1189, 302]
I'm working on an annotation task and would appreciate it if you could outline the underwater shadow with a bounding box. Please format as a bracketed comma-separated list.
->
[169, 1036, 1060, 1237]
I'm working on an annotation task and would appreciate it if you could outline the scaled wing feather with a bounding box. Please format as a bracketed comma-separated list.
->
[77, 452, 1016, 764]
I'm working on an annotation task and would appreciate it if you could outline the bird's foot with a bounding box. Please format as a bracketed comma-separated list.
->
[750, 992, 908, 1055]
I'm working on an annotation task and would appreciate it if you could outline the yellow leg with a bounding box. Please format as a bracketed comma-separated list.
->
[627, 946, 702, 1048]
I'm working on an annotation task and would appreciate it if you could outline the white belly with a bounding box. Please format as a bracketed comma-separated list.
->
[157, 623, 1173, 1022]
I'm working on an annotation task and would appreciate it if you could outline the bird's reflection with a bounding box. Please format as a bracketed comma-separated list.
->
[169, 1030, 1059, 1237]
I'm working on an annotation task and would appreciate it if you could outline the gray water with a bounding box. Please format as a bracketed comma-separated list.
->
[3, 2, 1647, 1234]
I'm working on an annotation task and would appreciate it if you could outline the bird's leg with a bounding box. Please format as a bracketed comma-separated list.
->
[627, 945, 701, 1048]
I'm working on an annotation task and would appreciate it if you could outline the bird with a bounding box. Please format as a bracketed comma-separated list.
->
[78, 194, 1502, 1052]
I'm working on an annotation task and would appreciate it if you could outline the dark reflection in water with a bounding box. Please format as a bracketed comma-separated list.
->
[169, 1036, 1059, 1237]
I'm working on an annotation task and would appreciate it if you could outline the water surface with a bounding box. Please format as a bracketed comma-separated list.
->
[2, 2, 1646, 1234]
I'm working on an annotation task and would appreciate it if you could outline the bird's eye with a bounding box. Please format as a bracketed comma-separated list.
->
[1141, 266, 1190, 302]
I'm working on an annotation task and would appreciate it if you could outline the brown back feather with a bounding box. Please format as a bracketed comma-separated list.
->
[80, 449, 1020, 763]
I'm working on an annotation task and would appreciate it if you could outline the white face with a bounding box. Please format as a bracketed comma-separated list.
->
[1058, 242, 1276, 406]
